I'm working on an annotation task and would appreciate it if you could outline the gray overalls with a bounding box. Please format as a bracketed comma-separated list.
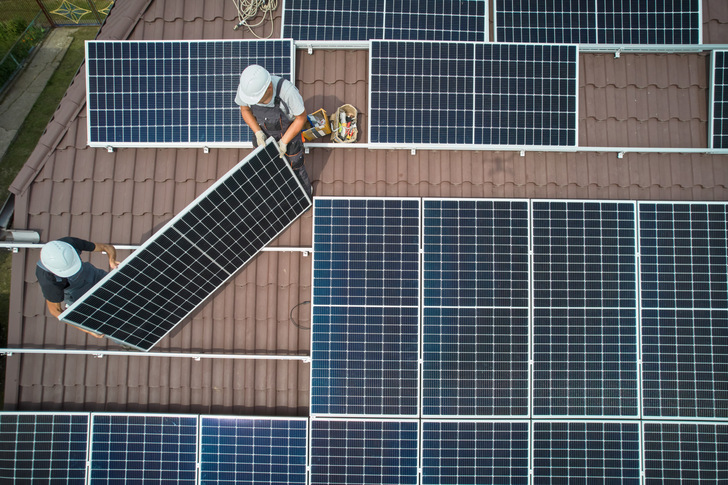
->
[249, 77, 312, 196]
[37, 261, 107, 306]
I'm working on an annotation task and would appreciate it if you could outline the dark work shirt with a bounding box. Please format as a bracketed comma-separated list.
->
[36, 237, 95, 303]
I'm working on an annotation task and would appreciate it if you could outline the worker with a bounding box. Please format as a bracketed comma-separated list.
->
[36, 237, 119, 337]
[235, 64, 313, 197]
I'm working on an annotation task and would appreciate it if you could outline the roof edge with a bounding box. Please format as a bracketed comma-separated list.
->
[9, 0, 155, 197]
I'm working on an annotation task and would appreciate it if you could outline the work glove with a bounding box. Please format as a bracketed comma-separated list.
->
[255, 130, 266, 146]
[277, 140, 288, 160]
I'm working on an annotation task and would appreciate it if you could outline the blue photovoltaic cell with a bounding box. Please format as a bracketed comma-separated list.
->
[87, 40, 292, 146]
[474, 43, 578, 147]
[495, 0, 700, 44]
[282, 0, 385, 41]
[370, 41, 475, 145]
[596, 0, 701, 44]
[310, 420, 418, 485]
[643, 422, 728, 483]
[312, 198, 419, 307]
[311, 305, 419, 416]
[423, 307, 529, 417]
[0, 414, 88, 484]
[90, 415, 197, 484]
[640, 203, 728, 418]
[712, 51, 728, 149]
[421, 421, 529, 485]
[532, 422, 641, 484]
[532, 201, 638, 416]
[384, 1, 487, 41]
[199, 417, 307, 485]
[495, 0, 597, 43]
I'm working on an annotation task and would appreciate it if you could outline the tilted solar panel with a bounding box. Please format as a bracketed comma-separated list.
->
[86, 40, 293, 147]
[311, 198, 420, 416]
[89, 414, 198, 483]
[532, 421, 641, 484]
[0, 413, 88, 484]
[199, 417, 307, 485]
[60, 140, 312, 351]
[282, 0, 486, 42]
[422, 199, 529, 417]
[421, 421, 529, 484]
[495, 0, 701, 44]
[369, 41, 578, 148]
[532, 201, 639, 417]
[639, 202, 728, 418]
[309, 419, 418, 485]
[711, 50, 728, 149]
[643, 422, 728, 482]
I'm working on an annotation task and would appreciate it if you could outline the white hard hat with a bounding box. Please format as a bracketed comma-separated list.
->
[237, 64, 271, 104]
[41, 240, 82, 278]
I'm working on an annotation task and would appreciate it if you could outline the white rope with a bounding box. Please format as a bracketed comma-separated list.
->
[232, 0, 278, 38]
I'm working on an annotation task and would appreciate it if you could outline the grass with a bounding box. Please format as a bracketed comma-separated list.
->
[0, 26, 99, 408]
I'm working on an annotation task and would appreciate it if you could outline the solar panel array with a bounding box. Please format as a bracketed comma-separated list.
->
[369, 41, 578, 148]
[495, 0, 702, 44]
[0, 414, 308, 484]
[282, 0, 487, 42]
[86, 39, 293, 147]
[711, 50, 728, 149]
[309, 198, 728, 484]
[60, 140, 312, 351]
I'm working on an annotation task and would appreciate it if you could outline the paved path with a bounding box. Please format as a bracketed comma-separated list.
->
[0, 28, 75, 162]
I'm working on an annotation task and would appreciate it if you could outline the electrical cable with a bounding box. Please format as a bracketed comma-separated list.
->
[232, 0, 277, 38]
[289, 300, 311, 330]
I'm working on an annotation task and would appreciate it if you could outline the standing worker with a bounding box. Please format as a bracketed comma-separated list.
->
[235, 64, 313, 197]
[36, 237, 119, 337]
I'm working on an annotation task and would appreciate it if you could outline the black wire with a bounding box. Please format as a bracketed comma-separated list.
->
[289, 300, 311, 330]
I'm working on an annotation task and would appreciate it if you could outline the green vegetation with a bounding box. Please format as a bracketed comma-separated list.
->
[0, 17, 48, 88]
[0, 26, 99, 408]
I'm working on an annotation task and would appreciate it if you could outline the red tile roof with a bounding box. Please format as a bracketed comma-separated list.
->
[4, 0, 727, 412]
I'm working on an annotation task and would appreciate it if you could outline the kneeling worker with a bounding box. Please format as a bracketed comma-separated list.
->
[235, 64, 313, 196]
[36, 237, 119, 337]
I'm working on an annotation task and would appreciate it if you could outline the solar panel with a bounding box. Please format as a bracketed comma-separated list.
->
[474, 43, 578, 147]
[90, 414, 198, 483]
[532, 421, 641, 484]
[711, 50, 728, 149]
[421, 421, 529, 485]
[532, 201, 639, 417]
[199, 417, 307, 485]
[643, 422, 728, 482]
[0, 413, 88, 483]
[495, 0, 597, 44]
[282, 0, 486, 42]
[60, 140, 312, 351]
[596, 0, 701, 45]
[384, 1, 487, 41]
[86, 40, 293, 147]
[369, 41, 578, 148]
[311, 198, 419, 416]
[309, 419, 418, 485]
[495, 0, 701, 44]
[639, 202, 728, 418]
[422, 199, 529, 417]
